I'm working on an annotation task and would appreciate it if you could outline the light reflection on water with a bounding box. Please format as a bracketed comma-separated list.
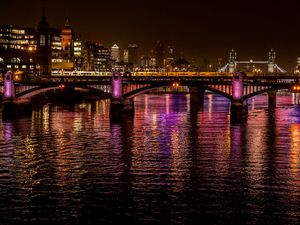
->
[0, 93, 300, 224]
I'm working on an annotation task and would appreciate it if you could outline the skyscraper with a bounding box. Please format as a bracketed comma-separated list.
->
[111, 44, 120, 62]
[36, 11, 51, 75]
[155, 41, 164, 68]
[123, 50, 129, 63]
[61, 18, 73, 51]
[128, 44, 138, 66]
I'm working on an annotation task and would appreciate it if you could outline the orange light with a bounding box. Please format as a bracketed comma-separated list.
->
[172, 82, 180, 87]
[292, 85, 300, 92]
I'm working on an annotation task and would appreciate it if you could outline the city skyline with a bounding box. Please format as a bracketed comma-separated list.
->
[0, 0, 299, 69]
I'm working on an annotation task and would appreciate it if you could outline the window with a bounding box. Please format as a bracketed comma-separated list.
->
[40, 34, 46, 46]
[11, 57, 21, 64]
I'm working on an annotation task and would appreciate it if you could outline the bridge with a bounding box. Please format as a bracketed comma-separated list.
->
[1, 71, 300, 122]
[218, 49, 287, 73]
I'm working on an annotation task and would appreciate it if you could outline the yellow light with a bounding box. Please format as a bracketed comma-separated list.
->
[172, 82, 180, 87]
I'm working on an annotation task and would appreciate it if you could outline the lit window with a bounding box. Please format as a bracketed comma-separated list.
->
[11, 57, 21, 64]
[40, 34, 46, 46]
[7, 65, 11, 68]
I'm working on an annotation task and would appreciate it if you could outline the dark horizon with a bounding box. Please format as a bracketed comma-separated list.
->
[0, 0, 299, 69]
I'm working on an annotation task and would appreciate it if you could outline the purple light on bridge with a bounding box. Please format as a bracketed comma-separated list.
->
[3, 72, 15, 99]
[232, 72, 243, 101]
[112, 72, 122, 100]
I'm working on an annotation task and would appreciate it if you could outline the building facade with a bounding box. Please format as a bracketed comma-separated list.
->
[127, 44, 138, 66]
[155, 41, 164, 68]
[111, 44, 120, 62]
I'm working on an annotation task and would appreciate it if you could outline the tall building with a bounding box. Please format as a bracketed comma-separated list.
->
[140, 55, 151, 68]
[0, 25, 36, 51]
[128, 44, 138, 66]
[61, 18, 72, 51]
[36, 11, 52, 75]
[165, 45, 175, 69]
[85, 42, 111, 71]
[0, 25, 37, 74]
[155, 41, 164, 68]
[73, 37, 84, 70]
[111, 44, 120, 62]
[51, 18, 74, 71]
[123, 49, 129, 63]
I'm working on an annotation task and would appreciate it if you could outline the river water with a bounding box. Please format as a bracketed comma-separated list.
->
[0, 93, 300, 225]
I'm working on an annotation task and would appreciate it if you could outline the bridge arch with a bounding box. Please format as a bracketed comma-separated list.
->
[244, 86, 291, 100]
[123, 83, 232, 100]
[15, 85, 110, 100]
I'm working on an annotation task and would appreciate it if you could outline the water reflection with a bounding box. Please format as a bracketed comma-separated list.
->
[0, 94, 300, 224]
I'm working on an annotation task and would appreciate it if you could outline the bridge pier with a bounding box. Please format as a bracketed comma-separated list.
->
[110, 72, 134, 122]
[2, 72, 17, 118]
[268, 91, 276, 112]
[110, 72, 123, 121]
[110, 98, 135, 121]
[123, 98, 134, 115]
[189, 87, 205, 109]
[230, 100, 248, 124]
[230, 72, 247, 123]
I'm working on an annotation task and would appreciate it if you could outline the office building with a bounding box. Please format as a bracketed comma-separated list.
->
[111, 44, 120, 62]
[128, 44, 138, 66]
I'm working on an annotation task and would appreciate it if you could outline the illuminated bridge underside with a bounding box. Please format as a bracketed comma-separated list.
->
[206, 84, 282, 100]
[0, 76, 295, 101]
[4, 84, 293, 101]
[123, 84, 289, 100]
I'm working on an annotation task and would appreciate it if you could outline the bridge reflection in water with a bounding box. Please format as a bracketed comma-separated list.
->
[0, 93, 300, 224]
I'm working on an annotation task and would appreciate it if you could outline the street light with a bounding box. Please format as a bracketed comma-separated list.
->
[174, 67, 178, 76]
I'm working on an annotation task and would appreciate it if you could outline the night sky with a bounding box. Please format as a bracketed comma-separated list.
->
[1, 0, 300, 69]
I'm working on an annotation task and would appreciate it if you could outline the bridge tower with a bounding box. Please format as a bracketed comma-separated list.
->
[268, 49, 276, 73]
[3, 71, 15, 100]
[111, 71, 123, 101]
[231, 72, 247, 123]
[229, 49, 237, 73]
[110, 72, 134, 121]
[2, 71, 16, 117]
[110, 72, 123, 120]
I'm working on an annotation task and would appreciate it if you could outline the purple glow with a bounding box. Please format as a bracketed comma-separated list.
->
[232, 72, 243, 101]
[112, 72, 122, 100]
[4, 72, 15, 99]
